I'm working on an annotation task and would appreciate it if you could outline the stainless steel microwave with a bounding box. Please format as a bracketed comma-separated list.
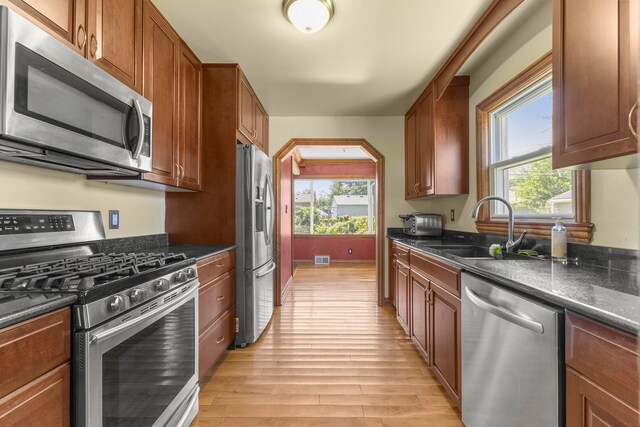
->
[0, 7, 152, 176]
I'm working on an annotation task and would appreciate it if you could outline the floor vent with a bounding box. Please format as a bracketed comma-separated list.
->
[314, 255, 330, 265]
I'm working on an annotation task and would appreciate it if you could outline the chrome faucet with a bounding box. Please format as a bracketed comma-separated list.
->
[471, 196, 527, 253]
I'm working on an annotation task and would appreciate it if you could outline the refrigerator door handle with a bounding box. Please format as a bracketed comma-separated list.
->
[264, 174, 275, 246]
[256, 262, 276, 278]
[464, 287, 545, 334]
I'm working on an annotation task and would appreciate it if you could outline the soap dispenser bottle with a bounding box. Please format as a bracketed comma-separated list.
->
[551, 218, 567, 262]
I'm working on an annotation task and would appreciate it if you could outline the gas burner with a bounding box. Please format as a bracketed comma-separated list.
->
[0, 252, 188, 292]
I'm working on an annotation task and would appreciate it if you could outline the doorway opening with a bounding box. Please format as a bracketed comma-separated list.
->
[273, 138, 385, 306]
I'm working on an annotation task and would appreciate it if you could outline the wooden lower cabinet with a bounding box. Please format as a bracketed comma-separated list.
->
[566, 368, 640, 426]
[389, 243, 462, 409]
[410, 270, 429, 361]
[565, 311, 640, 426]
[199, 309, 235, 382]
[430, 282, 461, 408]
[197, 250, 236, 380]
[0, 308, 71, 426]
[395, 260, 410, 334]
[0, 363, 70, 426]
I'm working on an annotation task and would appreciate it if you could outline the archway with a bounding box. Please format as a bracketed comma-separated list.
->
[273, 138, 385, 306]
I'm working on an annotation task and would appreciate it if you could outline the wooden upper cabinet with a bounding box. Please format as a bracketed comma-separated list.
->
[417, 88, 435, 197]
[142, 0, 179, 187]
[86, 0, 142, 92]
[405, 108, 418, 199]
[238, 73, 256, 143]
[255, 101, 268, 154]
[236, 69, 269, 154]
[553, 0, 638, 168]
[9, 0, 86, 54]
[141, 0, 202, 191]
[404, 77, 469, 200]
[177, 43, 202, 191]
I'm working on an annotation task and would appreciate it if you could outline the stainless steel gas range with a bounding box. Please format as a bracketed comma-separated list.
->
[0, 210, 199, 426]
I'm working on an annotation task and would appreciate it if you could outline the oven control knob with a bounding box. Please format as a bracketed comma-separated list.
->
[185, 268, 196, 279]
[173, 271, 187, 283]
[106, 295, 124, 313]
[129, 288, 146, 304]
[154, 279, 170, 292]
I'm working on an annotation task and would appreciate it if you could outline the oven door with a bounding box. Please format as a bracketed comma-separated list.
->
[75, 282, 199, 427]
[0, 7, 152, 173]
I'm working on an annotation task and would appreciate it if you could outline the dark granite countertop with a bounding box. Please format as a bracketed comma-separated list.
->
[0, 292, 77, 329]
[146, 244, 236, 261]
[388, 234, 640, 334]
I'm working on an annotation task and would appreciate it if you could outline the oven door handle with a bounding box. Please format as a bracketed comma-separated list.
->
[89, 282, 197, 344]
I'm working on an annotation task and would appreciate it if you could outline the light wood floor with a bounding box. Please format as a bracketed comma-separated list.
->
[193, 263, 463, 426]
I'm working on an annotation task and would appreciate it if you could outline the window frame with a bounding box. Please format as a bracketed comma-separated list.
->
[293, 177, 376, 236]
[475, 52, 593, 243]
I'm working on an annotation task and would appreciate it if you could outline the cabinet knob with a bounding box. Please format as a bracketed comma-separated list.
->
[629, 103, 638, 139]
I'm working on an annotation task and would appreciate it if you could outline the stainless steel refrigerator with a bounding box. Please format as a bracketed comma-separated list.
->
[235, 144, 275, 347]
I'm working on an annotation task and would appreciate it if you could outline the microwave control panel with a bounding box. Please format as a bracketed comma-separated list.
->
[0, 214, 75, 235]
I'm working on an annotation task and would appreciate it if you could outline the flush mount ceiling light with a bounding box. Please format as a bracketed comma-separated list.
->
[283, 0, 335, 34]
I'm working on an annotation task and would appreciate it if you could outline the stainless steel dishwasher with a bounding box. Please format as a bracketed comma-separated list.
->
[461, 272, 564, 427]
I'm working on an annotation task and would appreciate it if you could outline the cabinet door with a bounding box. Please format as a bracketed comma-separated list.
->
[0, 363, 70, 426]
[553, 0, 638, 167]
[254, 101, 268, 153]
[430, 282, 461, 408]
[417, 88, 435, 196]
[404, 108, 418, 199]
[566, 368, 640, 426]
[387, 241, 396, 306]
[9, 0, 86, 55]
[395, 262, 410, 334]
[177, 43, 202, 191]
[238, 72, 256, 143]
[141, 0, 179, 187]
[410, 271, 429, 362]
[86, 0, 142, 92]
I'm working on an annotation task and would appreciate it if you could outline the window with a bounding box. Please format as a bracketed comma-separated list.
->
[488, 76, 573, 218]
[294, 179, 376, 235]
[476, 53, 593, 242]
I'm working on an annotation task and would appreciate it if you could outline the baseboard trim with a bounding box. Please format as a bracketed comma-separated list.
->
[281, 276, 294, 305]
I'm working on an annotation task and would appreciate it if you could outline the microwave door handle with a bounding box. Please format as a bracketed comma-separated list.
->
[131, 99, 145, 160]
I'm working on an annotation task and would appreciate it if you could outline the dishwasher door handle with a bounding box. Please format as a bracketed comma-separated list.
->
[465, 287, 544, 334]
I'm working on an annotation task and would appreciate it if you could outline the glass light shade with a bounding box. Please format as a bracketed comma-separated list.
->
[285, 0, 334, 34]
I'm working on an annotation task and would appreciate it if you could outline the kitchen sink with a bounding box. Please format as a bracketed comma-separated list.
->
[438, 245, 540, 261]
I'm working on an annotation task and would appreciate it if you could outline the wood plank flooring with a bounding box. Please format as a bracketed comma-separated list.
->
[193, 263, 462, 427]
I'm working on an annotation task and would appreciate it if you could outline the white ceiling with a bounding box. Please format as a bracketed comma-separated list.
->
[153, 0, 495, 116]
[297, 146, 370, 160]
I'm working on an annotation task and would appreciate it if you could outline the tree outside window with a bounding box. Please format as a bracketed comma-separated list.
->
[294, 179, 375, 235]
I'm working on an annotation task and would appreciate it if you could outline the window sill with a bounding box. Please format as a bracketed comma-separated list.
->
[294, 234, 376, 238]
[475, 220, 594, 243]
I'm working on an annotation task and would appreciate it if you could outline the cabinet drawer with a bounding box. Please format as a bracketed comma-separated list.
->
[197, 250, 235, 284]
[410, 251, 460, 297]
[392, 242, 410, 264]
[0, 308, 71, 398]
[566, 312, 639, 408]
[0, 362, 70, 426]
[199, 271, 235, 333]
[199, 309, 235, 381]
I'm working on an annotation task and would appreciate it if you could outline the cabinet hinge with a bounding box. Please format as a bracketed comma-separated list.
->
[235, 317, 240, 333]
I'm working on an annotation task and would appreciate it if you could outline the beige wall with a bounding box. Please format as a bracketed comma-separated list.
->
[0, 161, 166, 238]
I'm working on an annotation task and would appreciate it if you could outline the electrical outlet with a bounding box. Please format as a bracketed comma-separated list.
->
[109, 210, 120, 229]
[348, 248, 353, 255]
[450, 209, 455, 222]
